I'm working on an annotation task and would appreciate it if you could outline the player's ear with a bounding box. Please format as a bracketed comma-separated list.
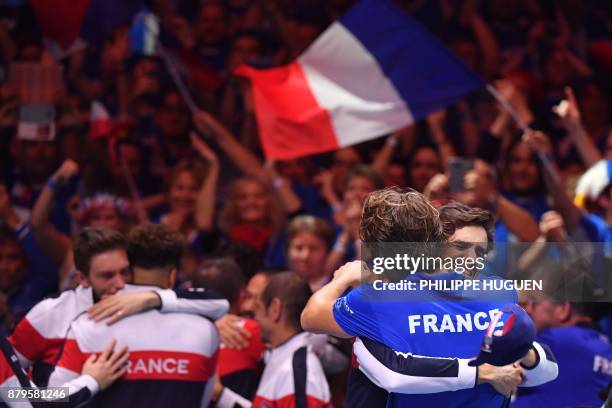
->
[557, 302, 572, 322]
[77, 271, 90, 288]
[269, 298, 282, 322]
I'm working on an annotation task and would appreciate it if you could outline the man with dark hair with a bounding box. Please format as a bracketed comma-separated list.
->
[50, 224, 221, 407]
[10, 227, 228, 387]
[215, 272, 331, 407]
[72, 227, 130, 300]
[193, 258, 264, 401]
[192, 258, 245, 305]
[440, 201, 495, 245]
[439, 202, 494, 279]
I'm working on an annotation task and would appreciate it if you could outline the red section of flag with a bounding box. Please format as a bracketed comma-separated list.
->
[29, 0, 90, 50]
[90, 101, 113, 140]
[236, 63, 339, 160]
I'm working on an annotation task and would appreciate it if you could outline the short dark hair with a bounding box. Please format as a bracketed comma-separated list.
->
[73, 228, 127, 276]
[211, 242, 264, 281]
[261, 272, 311, 330]
[439, 202, 494, 244]
[127, 224, 184, 270]
[191, 258, 244, 305]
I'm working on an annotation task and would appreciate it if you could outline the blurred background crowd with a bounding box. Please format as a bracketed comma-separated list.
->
[0, 0, 610, 404]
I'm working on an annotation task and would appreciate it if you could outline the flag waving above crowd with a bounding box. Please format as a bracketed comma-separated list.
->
[238, 0, 484, 160]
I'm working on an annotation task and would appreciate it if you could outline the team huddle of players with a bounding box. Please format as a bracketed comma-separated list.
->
[0, 187, 588, 408]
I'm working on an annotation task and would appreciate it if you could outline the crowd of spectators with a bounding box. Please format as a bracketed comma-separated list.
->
[0, 0, 610, 406]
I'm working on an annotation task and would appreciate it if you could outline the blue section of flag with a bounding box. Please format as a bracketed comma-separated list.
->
[340, 0, 484, 119]
[129, 7, 149, 55]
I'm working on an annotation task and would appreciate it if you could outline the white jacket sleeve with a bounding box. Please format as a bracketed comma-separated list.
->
[519, 341, 559, 387]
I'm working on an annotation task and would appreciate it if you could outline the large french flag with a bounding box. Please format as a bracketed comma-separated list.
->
[237, 0, 484, 160]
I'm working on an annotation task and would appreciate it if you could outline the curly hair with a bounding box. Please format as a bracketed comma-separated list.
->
[127, 223, 184, 270]
[360, 187, 444, 243]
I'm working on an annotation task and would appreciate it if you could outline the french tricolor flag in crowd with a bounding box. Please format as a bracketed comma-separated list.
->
[90, 101, 113, 140]
[237, 0, 484, 160]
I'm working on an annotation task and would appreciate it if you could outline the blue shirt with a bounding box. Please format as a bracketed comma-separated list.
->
[333, 273, 518, 407]
[514, 325, 611, 408]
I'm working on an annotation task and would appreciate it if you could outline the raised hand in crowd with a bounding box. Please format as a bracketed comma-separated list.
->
[193, 109, 303, 214]
[427, 109, 456, 168]
[553, 86, 602, 168]
[31, 159, 80, 266]
[325, 200, 362, 274]
[462, 160, 539, 242]
[539, 211, 567, 243]
[522, 129, 553, 158]
[423, 173, 450, 205]
[313, 170, 340, 210]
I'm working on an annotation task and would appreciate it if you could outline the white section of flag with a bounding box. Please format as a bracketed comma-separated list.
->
[298, 22, 414, 147]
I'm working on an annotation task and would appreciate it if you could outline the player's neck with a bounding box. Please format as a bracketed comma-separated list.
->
[132, 267, 172, 289]
[268, 325, 299, 349]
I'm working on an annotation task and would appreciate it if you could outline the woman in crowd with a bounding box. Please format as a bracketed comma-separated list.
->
[219, 176, 285, 258]
[286, 215, 335, 291]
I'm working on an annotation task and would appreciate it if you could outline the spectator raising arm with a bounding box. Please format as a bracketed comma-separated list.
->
[30, 159, 78, 266]
[372, 134, 400, 176]
[464, 161, 540, 242]
[193, 110, 303, 213]
[194, 110, 267, 180]
[462, 2, 499, 79]
[553, 86, 602, 169]
[427, 109, 456, 170]
[522, 130, 582, 234]
[190, 132, 220, 233]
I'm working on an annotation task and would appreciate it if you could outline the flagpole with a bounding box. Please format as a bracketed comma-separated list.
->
[485, 83, 560, 185]
[143, 12, 199, 115]
[157, 44, 199, 114]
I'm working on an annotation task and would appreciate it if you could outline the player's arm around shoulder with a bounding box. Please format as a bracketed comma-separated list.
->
[301, 261, 361, 338]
